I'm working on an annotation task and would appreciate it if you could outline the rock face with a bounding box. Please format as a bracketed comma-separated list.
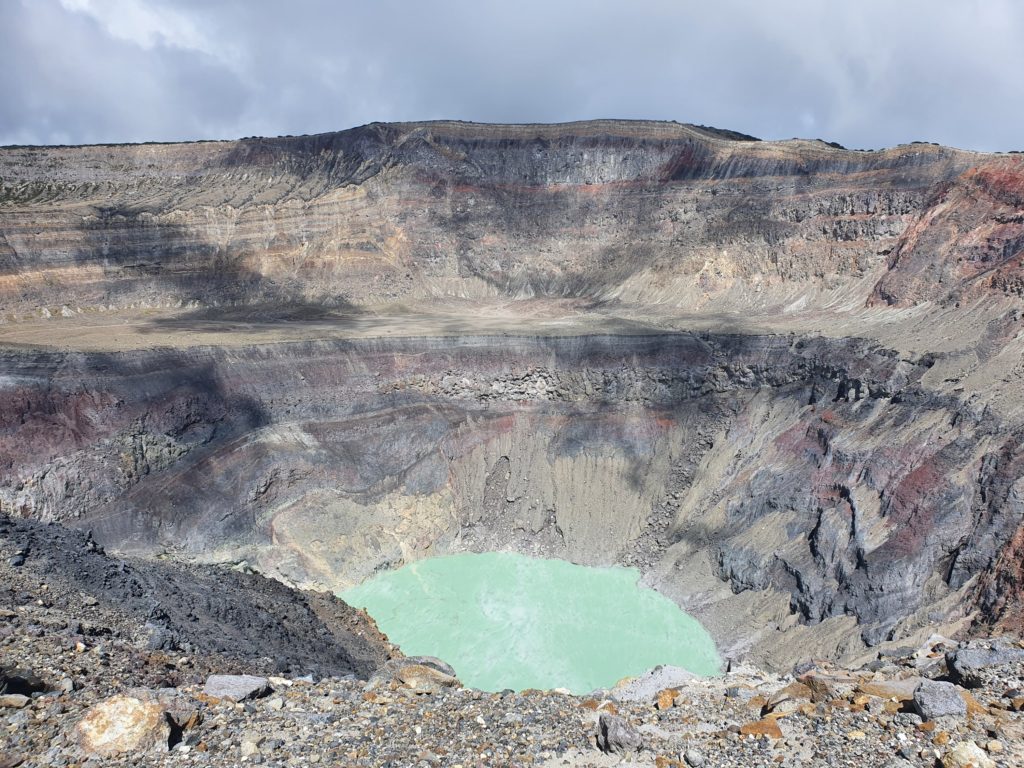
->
[2, 120, 1024, 666]
[1, 121, 1021, 313]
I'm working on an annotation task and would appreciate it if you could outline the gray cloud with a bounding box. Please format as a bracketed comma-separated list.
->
[1, 0, 1021, 151]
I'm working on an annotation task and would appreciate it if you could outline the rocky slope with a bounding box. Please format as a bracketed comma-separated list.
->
[1, 120, 1022, 315]
[4, 540, 1024, 766]
[1, 120, 1024, 671]
[0, 514, 393, 679]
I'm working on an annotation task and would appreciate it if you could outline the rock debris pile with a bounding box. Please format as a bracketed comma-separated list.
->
[3, 528, 1024, 767]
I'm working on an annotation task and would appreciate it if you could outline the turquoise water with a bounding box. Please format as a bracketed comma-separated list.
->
[341, 552, 720, 694]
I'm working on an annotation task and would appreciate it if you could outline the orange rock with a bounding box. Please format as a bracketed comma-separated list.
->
[933, 730, 950, 746]
[656, 688, 679, 710]
[856, 678, 923, 702]
[655, 757, 682, 768]
[778, 681, 813, 700]
[801, 672, 857, 703]
[960, 690, 989, 717]
[739, 719, 784, 740]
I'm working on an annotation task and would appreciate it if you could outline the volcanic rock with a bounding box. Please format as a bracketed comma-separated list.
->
[913, 680, 967, 721]
[75, 695, 173, 756]
[596, 712, 642, 755]
[3, 120, 1024, 680]
[203, 675, 271, 702]
[940, 741, 996, 768]
[947, 645, 1024, 688]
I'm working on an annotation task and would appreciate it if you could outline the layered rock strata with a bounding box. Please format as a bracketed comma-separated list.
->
[2, 120, 1024, 667]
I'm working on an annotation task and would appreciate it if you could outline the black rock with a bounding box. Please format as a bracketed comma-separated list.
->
[596, 712, 641, 755]
[0, 665, 48, 696]
[946, 646, 1024, 689]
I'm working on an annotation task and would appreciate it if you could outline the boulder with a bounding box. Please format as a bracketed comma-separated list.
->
[912, 680, 966, 721]
[655, 688, 678, 710]
[393, 663, 459, 693]
[856, 677, 923, 702]
[75, 695, 172, 756]
[946, 646, 1024, 688]
[940, 741, 995, 768]
[366, 655, 459, 692]
[202, 674, 271, 702]
[763, 681, 813, 715]
[0, 694, 30, 709]
[596, 712, 641, 755]
[799, 671, 858, 703]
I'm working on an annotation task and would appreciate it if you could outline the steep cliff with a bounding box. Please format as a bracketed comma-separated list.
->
[2, 121, 1024, 668]
[3, 120, 1021, 314]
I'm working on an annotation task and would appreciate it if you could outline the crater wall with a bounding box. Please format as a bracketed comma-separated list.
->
[3, 121, 1024, 668]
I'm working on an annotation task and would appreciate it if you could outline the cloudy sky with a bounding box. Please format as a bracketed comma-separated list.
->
[2, 0, 1021, 151]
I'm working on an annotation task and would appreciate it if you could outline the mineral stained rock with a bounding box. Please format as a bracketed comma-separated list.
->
[75, 695, 172, 757]
[3, 120, 1024, 666]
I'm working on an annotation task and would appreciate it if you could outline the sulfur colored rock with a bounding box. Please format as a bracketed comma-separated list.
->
[656, 688, 678, 710]
[940, 741, 995, 768]
[959, 689, 989, 716]
[739, 719, 784, 740]
[75, 695, 172, 757]
[596, 712, 642, 755]
[202, 674, 271, 702]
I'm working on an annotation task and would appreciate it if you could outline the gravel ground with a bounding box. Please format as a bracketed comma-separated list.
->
[2, 520, 1024, 767]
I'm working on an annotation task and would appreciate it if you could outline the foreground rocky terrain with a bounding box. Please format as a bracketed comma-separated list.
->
[3, 522, 1024, 766]
[3, 119, 1024, 762]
